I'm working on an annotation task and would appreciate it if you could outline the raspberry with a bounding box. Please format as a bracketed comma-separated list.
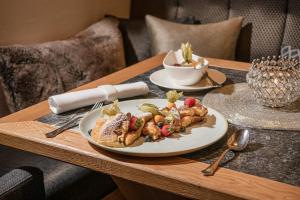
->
[161, 125, 172, 137]
[184, 97, 196, 107]
[129, 116, 142, 131]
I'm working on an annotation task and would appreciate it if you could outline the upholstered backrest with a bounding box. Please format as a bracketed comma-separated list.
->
[129, 0, 300, 62]
[0, 83, 9, 116]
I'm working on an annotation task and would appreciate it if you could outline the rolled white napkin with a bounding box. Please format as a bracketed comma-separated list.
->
[48, 81, 149, 114]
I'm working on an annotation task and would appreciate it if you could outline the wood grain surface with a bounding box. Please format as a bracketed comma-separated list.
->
[1, 55, 299, 200]
[0, 122, 299, 199]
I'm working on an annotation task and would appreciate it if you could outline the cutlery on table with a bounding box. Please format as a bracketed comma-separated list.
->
[45, 101, 103, 138]
[206, 69, 223, 88]
[201, 129, 250, 176]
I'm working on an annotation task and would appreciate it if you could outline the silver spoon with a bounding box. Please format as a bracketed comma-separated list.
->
[202, 129, 250, 176]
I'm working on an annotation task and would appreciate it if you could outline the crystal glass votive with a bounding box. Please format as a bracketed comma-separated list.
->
[246, 56, 300, 107]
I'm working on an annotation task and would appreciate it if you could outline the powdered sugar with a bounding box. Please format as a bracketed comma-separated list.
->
[101, 113, 127, 136]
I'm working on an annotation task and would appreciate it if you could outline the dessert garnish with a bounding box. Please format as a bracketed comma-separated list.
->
[91, 90, 208, 147]
[173, 42, 205, 68]
[181, 42, 193, 65]
[138, 103, 160, 115]
[161, 124, 172, 137]
[184, 97, 196, 107]
[129, 116, 143, 131]
[101, 100, 120, 116]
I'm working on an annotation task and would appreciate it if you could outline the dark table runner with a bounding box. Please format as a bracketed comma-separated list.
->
[38, 66, 300, 186]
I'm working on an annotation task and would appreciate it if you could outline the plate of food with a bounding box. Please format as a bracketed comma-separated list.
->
[79, 91, 228, 157]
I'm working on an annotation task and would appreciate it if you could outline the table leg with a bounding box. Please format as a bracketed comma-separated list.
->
[112, 176, 190, 200]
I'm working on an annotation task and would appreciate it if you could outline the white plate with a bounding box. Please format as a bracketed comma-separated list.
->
[150, 68, 226, 92]
[79, 99, 228, 157]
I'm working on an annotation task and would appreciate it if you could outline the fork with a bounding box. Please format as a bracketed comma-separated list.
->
[45, 101, 103, 138]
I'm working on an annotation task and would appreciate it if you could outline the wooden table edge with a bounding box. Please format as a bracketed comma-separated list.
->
[1, 54, 299, 200]
[0, 122, 299, 200]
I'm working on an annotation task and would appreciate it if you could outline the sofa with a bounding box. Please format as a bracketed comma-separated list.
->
[0, 145, 116, 200]
[1, 0, 299, 199]
[1, 0, 300, 116]
[121, 0, 300, 65]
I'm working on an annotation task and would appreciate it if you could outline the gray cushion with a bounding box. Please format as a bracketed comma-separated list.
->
[127, 0, 300, 62]
[130, 0, 177, 20]
[119, 16, 202, 66]
[229, 0, 287, 61]
[0, 17, 125, 113]
[0, 168, 45, 200]
[282, 0, 300, 52]
[0, 145, 116, 200]
[177, 0, 229, 24]
[119, 19, 151, 65]
[0, 83, 9, 117]
[146, 15, 244, 59]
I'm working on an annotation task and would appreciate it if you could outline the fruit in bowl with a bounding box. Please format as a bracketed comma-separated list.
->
[163, 42, 209, 86]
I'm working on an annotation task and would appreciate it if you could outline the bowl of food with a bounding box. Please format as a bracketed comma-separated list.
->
[163, 42, 209, 86]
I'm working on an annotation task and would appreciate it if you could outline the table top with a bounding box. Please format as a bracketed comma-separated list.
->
[0, 54, 299, 200]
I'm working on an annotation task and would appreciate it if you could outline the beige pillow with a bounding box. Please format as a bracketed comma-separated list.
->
[146, 15, 244, 60]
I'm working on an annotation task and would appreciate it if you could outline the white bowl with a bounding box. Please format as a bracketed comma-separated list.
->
[163, 50, 209, 86]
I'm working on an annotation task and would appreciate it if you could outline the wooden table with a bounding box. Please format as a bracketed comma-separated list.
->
[0, 54, 299, 200]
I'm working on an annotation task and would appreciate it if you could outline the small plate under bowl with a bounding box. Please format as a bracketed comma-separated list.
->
[150, 68, 226, 92]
